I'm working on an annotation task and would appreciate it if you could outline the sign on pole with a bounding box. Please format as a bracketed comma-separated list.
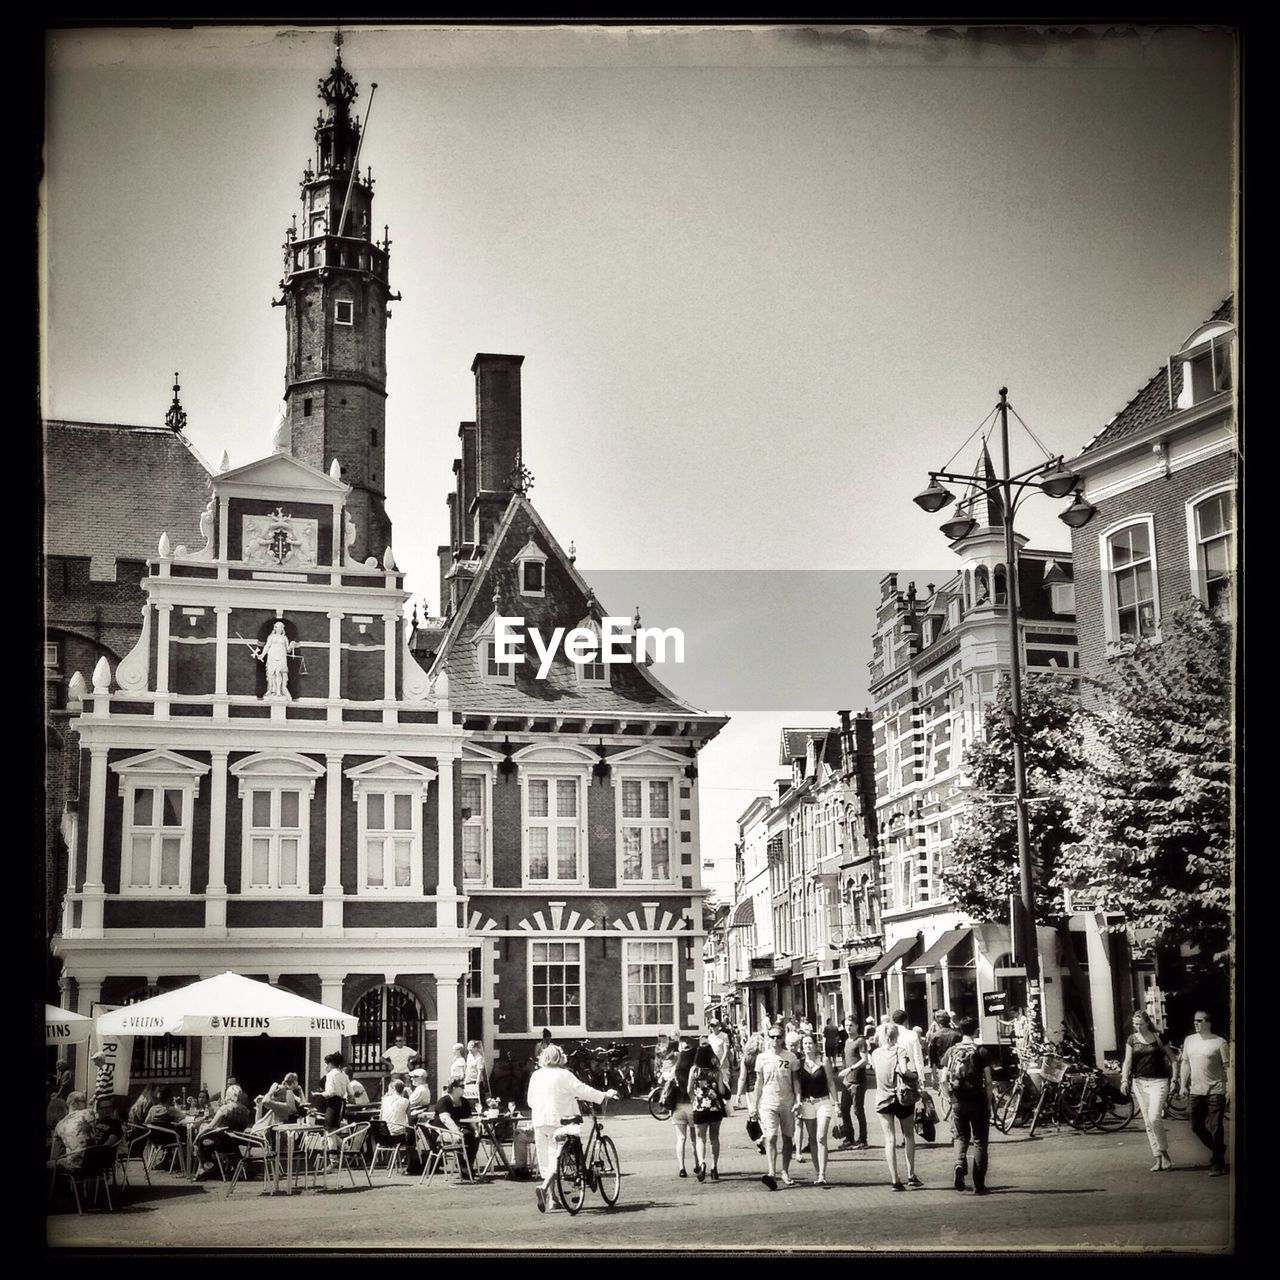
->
[89, 1003, 132, 1101]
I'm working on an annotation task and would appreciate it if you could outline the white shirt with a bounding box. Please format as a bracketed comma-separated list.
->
[383, 1045, 416, 1075]
[380, 1092, 411, 1134]
[409, 1083, 433, 1110]
[323, 1067, 349, 1099]
[525, 1066, 607, 1128]
[895, 1025, 926, 1080]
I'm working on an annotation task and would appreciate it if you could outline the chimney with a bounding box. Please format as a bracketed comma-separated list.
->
[437, 544, 453, 620]
[459, 421, 478, 551]
[472, 353, 525, 549]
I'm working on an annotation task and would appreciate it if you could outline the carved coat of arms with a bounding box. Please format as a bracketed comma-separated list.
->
[242, 508, 318, 568]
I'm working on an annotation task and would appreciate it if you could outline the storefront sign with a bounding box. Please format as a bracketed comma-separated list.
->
[982, 991, 1009, 1017]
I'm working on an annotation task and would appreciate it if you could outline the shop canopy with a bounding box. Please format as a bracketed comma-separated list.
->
[907, 928, 976, 972]
[45, 1004, 93, 1046]
[729, 898, 755, 929]
[95, 971, 358, 1039]
[864, 934, 923, 978]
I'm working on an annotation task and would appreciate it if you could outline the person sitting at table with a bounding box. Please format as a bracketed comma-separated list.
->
[50, 1092, 99, 1170]
[194, 1085, 252, 1180]
[345, 1068, 372, 1106]
[253, 1081, 298, 1130]
[93, 1093, 125, 1144]
[144, 1084, 187, 1127]
[127, 1084, 157, 1127]
[408, 1068, 433, 1117]
[280, 1074, 304, 1114]
[432, 1077, 479, 1179]
[380, 1079, 413, 1134]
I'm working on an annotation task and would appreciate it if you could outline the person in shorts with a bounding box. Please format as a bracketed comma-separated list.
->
[749, 1023, 801, 1190]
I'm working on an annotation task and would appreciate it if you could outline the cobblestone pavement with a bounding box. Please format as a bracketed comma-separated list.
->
[47, 1102, 1233, 1252]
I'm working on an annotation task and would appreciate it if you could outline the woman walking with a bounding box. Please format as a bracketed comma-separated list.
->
[1120, 1010, 1180, 1171]
[798, 1033, 841, 1185]
[668, 1037, 697, 1178]
[321, 1050, 350, 1168]
[871, 1024, 920, 1191]
[688, 1043, 727, 1181]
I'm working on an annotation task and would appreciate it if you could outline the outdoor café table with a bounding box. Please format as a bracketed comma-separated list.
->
[461, 1113, 513, 1178]
[178, 1116, 204, 1180]
[272, 1121, 323, 1194]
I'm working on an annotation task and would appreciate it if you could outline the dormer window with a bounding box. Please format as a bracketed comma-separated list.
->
[512, 535, 548, 598]
[474, 611, 517, 684]
[570, 616, 608, 686]
[1174, 327, 1234, 410]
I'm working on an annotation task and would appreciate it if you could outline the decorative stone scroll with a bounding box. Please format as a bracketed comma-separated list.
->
[115, 603, 152, 692]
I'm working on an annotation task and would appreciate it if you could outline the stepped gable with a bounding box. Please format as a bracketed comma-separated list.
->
[432, 492, 706, 715]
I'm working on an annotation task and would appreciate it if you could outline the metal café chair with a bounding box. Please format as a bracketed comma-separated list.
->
[331, 1122, 373, 1189]
[144, 1123, 188, 1176]
[368, 1119, 414, 1177]
[50, 1143, 118, 1214]
[225, 1130, 277, 1197]
[417, 1121, 473, 1186]
[116, 1123, 153, 1188]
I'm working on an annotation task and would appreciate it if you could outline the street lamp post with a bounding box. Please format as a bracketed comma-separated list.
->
[913, 387, 1095, 1035]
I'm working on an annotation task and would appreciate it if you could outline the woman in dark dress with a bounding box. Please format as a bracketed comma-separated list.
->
[1120, 1010, 1179, 1171]
[687, 1044, 727, 1182]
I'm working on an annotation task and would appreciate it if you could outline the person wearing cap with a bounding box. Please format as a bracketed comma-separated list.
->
[407, 1068, 433, 1117]
[749, 1023, 801, 1190]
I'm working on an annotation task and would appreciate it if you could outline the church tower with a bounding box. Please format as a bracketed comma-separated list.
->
[278, 36, 395, 561]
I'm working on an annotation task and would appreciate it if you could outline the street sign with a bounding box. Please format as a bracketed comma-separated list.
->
[1064, 885, 1105, 914]
[982, 991, 1009, 1017]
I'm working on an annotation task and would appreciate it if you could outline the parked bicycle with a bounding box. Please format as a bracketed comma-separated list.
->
[1061, 1061, 1136, 1133]
[552, 1097, 621, 1214]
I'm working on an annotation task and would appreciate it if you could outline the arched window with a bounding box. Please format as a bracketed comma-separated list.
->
[351, 984, 428, 1075]
[994, 564, 1007, 606]
[964, 569, 973, 610]
[974, 566, 991, 604]
[124, 984, 189, 1082]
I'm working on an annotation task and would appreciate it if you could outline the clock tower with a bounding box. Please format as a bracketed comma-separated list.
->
[278, 37, 396, 562]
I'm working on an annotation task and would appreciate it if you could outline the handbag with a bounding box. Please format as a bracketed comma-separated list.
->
[915, 1092, 937, 1142]
[745, 1116, 763, 1142]
[894, 1055, 920, 1113]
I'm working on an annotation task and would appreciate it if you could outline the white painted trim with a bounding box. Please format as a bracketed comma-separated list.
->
[117, 775, 196, 896]
[1097, 513, 1162, 651]
[613, 768, 680, 888]
[519, 768, 589, 888]
[527, 936, 586, 1036]
[354, 781, 427, 896]
[1183, 481, 1236, 609]
[460, 765, 494, 886]
[620, 937, 678, 1034]
[235, 775, 314, 896]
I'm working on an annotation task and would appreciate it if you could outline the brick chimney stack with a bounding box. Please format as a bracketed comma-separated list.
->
[472, 353, 525, 549]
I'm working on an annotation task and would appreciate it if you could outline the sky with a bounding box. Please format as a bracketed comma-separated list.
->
[41, 23, 1237, 898]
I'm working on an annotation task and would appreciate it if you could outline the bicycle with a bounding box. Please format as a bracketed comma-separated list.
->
[1062, 1064, 1136, 1133]
[552, 1097, 621, 1214]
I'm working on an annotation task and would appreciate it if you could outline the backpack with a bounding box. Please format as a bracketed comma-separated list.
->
[947, 1042, 984, 1097]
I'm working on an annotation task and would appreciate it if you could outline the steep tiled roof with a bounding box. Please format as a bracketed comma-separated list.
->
[779, 728, 831, 766]
[1081, 297, 1234, 457]
[44, 420, 212, 565]
[433, 494, 712, 718]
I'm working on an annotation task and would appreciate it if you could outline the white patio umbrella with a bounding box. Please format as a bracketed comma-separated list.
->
[95, 971, 357, 1038]
[45, 1004, 93, 1046]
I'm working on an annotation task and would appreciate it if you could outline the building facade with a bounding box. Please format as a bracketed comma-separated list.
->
[867, 457, 1081, 1042]
[1065, 296, 1236, 1041]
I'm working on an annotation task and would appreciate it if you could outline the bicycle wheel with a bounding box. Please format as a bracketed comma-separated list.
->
[1164, 1092, 1188, 1121]
[1027, 1082, 1052, 1138]
[595, 1135, 621, 1206]
[993, 1078, 1024, 1134]
[555, 1141, 587, 1215]
[648, 1088, 672, 1122]
[1092, 1089, 1136, 1132]
[1058, 1075, 1097, 1131]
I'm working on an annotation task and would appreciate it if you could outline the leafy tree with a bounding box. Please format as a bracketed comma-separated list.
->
[1053, 598, 1233, 966]
[942, 672, 1083, 925]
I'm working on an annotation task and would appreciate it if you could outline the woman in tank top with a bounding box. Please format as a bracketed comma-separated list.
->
[797, 1033, 841, 1185]
[1120, 1010, 1179, 1171]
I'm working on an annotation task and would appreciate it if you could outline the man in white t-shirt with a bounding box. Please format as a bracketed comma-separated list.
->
[749, 1024, 801, 1191]
[382, 1034, 417, 1078]
[1180, 1011, 1229, 1176]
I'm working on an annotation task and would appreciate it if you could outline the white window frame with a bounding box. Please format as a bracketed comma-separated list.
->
[512, 537, 547, 599]
[514, 744, 594, 887]
[529, 938, 586, 1035]
[572, 619, 608, 686]
[334, 298, 354, 326]
[230, 752, 324, 896]
[1099, 515, 1162, 652]
[473, 611, 517, 684]
[345, 756, 437, 897]
[44, 642, 60, 669]
[1184, 482, 1235, 614]
[622, 939, 677, 1033]
[610, 746, 684, 886]
[460, 763, 495, 886]
[111, 750, 209, 896]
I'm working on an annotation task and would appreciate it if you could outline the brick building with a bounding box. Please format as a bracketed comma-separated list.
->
[414, 352, 726, 1065]
[43, 413, 211, 961]
[1065, 296, 1236, 1039]
[866, 451, 1082, 1042]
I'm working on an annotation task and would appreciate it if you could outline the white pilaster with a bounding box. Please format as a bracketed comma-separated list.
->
[155, 604, 173, 694]
[213, 606, 230, 718]
[319, 977, 345, 1061]
[382, 612, 398, 723]
[434, 975, 461, 1097]
[80, 748, 110, 935]
[1085, 914, 1118, 1064]
[436, 759, 455, 907]
[204, 750, 229, 931]
[324, 754, 344, 929]
[327, 611, 343, 723]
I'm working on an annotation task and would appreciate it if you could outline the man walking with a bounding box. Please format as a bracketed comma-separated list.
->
[1180, 1011, 1229, 1177]
[926, 1011, 963, 1092]
[838, 1018, 869, 1150]
[941, 1015, 995, 1195]
[749, 1023, 801, 1190]
[892, 1009, 926, 1082]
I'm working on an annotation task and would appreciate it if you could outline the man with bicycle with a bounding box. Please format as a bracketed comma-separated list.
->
[941, 1016, 996, 1196]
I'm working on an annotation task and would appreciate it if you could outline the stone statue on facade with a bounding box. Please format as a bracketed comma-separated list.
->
[252, 621, 298, 698]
